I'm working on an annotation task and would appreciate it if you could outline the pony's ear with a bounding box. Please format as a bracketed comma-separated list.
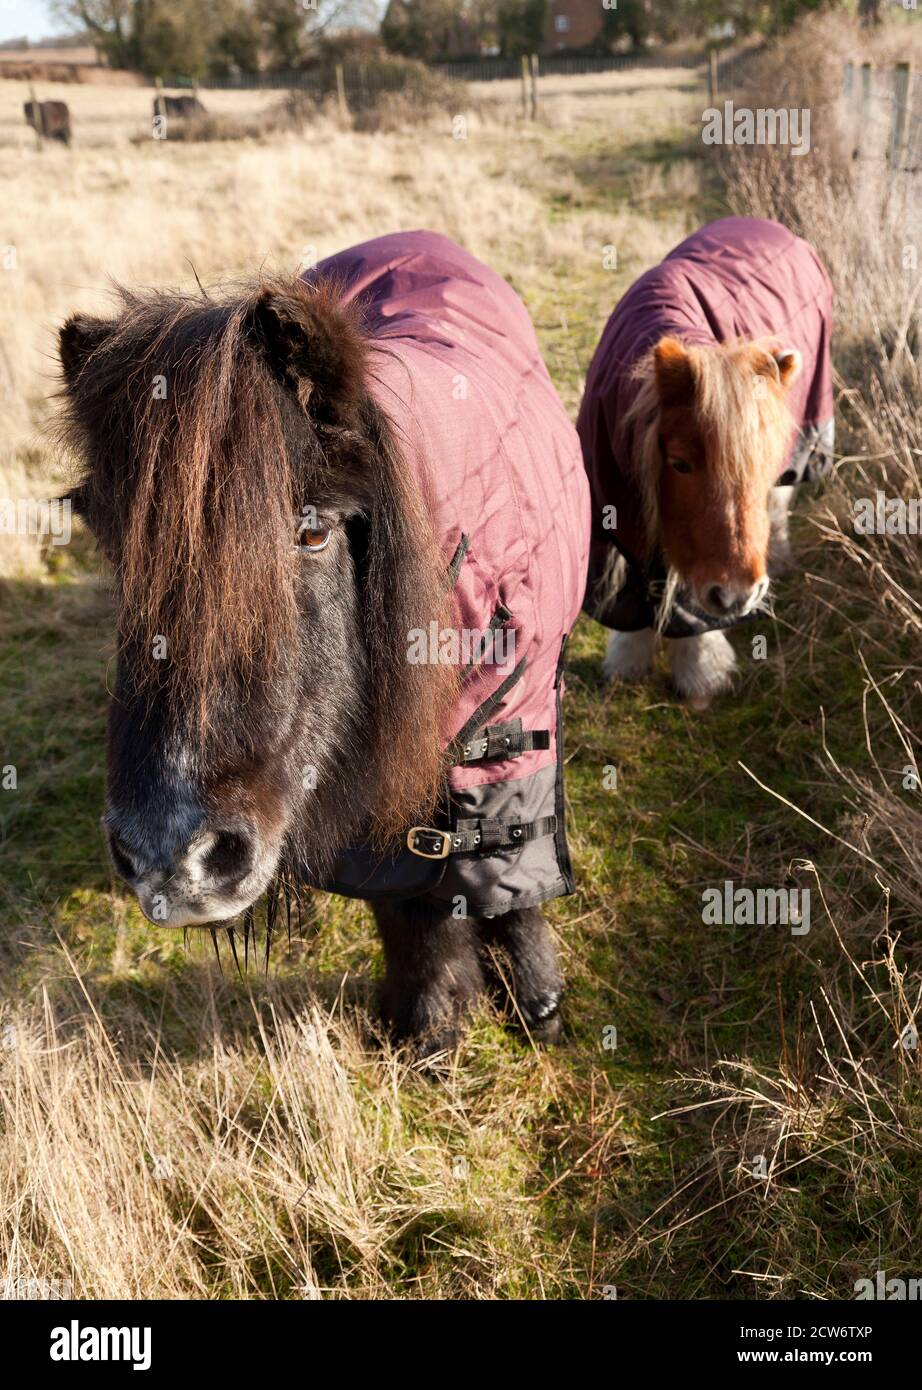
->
[653, 336, 695, 405]
[58, 314, 112, 385]
[771, 346, 802, 389]
[247, 282, 366, 422]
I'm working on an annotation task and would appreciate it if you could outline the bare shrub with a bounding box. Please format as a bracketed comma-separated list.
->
[279, 55, 466, 134]
[654, 10, 922, 1296]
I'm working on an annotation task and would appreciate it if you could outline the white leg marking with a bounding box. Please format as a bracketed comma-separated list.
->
[768, 483, 795, 575]
[666, 630, 736, 708]
[602, 628, 657, 683]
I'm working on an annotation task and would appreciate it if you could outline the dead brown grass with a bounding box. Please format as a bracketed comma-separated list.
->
[643, 10, 922, 1294]
[0, 955, 570, 1299]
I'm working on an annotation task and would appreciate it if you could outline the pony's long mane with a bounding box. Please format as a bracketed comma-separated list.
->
[57, 278, 459, 842]
[596, 336, 794, 630]
[60, 289, 297, 716]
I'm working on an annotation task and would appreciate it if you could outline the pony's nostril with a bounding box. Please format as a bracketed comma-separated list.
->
[708, 585, 730, 612]
[203, 830, 253, 886]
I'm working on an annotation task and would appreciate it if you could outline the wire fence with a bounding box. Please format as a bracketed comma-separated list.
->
[434, 51, 707, 82]
[158, 46, 766, 101]
[146, 46, 758, 133]
[162, 50, 712, 92]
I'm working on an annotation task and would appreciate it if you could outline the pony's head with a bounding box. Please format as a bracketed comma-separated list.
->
[628, 335, 800, 622]
[58, 279, 457, 928]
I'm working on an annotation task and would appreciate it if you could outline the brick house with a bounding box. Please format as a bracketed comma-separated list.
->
[542, 0, 606, 53]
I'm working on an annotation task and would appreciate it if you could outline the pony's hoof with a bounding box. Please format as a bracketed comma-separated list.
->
[413, 1031, 462, 1073]
[381, 992, 471, 1063]
[515, 992, 563, 1044]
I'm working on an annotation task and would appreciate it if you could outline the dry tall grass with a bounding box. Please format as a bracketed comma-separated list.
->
[729, 10, 921, 921]
[649, 12, 922, 1292]
[1, 961, 567, 1299]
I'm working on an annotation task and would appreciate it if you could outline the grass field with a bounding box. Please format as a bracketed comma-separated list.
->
[0, 30, 919, 1300]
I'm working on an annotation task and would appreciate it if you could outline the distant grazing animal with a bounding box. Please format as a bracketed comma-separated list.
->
[23, 100, 71, 145]
[578, 216, 834, 708]
[57, 231, 590, 1057]
[154, 94, 207, 120]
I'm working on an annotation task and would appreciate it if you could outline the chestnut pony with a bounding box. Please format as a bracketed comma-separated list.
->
[602, 335, 801, 705]
[578, 217, 834, 706]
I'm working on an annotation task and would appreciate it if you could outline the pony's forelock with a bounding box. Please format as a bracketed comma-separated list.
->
[597, 338, 794, 628]
[57, 277, 459, 841]
[59, 285, 300, 731]
[625, 336, 794, 544]
[691, 338, 794, 487]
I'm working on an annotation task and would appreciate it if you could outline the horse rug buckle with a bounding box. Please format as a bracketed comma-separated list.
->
[406, 826, 452, 860]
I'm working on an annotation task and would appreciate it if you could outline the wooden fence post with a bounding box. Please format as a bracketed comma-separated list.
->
[521, 53, 529, 118]
[335, 63, 348, 122]
[529, 52, 539, 120]
[851, 61, 873, 158]
[842, 61, 856, 156]
[28, 83, 44, 150]
[154, 75, 166, 125]
[890, 61, 913, 168]
[708, 49, 718, 105]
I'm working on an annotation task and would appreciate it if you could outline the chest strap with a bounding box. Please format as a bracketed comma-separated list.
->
[456, 717, 550, 765]
[406, 816, 557, 861]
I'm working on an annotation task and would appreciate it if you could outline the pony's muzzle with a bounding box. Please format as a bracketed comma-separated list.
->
[703, 576, 769, 618]
[105, 816, 266, 928]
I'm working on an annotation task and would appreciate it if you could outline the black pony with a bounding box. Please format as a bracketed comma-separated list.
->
[57, 234, 589, 1055]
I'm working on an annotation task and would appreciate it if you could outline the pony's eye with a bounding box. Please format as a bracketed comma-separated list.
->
[296, 523, 331, 552]
[669, 457, 692, 475]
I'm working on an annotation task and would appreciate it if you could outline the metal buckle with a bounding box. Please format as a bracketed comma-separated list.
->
[406, 826, 451, 860]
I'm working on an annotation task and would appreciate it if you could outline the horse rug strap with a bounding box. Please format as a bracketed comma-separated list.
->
[454, 717, 550, 764]
[406, 816, 557, 861]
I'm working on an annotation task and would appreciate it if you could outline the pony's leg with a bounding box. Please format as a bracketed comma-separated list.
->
[374, 897, 485, 1056]
[768, 483, 796, 575]
[476, 907, 564, 1043]
[602, 627, 656, 682]
[666, 629, 736, 708]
